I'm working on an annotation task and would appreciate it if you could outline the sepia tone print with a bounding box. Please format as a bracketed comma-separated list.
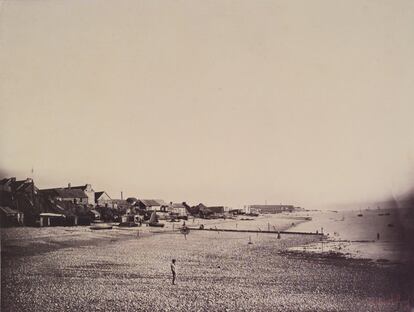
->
[1, 1, 413, 311]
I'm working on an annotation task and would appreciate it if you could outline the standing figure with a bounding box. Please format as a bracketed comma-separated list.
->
[171, 259, 176, 285]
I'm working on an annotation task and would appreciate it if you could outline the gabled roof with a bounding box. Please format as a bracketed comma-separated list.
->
[0, 178, 15, 187]
[4, 178, 39, 193]
[197, 203, 208, 209]
[95, 191, 111, 201]
[197, 203, 224, 213]
[40, 188, 88, 199]
[139, 199, 166, 207]
[69, 185, 89, 191]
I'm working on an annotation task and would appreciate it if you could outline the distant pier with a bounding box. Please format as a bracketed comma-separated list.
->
[190, 227, 323, 236]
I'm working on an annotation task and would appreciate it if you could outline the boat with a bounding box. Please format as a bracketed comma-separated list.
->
[119, 221, 138, 227]
[148, 211, 165, 227]
[149, 222, 165, 227]
[90, 224, 113, 230]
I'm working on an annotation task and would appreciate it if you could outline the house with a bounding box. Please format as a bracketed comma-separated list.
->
[0, 177, 93, 226]
[37, 198, 91, 226]
[192, 203, 225, 218]
[0, 206, 24, 227]
[0, 177, 39, 201]
[136, 199, 167, 212]
[95, 191, 112, 207]
[165, 202, 190, 218]
[40, 188, 89, 205]
[208, 206, 225, 214]
[65, 184, 95, 206]
[0, 177, 42, 225]
[247, 204, 295, 214]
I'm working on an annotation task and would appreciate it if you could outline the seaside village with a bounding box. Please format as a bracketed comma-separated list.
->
[0, 177, 304, 228]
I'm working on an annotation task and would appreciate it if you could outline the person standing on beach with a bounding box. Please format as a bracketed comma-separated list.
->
[171, 259, 176, 285]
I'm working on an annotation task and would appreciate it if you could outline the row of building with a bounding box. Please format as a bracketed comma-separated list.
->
[246, 204, 304, 214]
[0, 177, 232, 227]
[0, 177, 304, 227]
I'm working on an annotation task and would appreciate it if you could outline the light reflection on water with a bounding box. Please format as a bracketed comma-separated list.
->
[290, 208, 413, 262]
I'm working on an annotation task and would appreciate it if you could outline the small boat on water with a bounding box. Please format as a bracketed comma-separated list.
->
[90, 223, 113, 230]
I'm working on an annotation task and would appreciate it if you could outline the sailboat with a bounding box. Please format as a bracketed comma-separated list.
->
[357, 208, 363, 217]
[148, 210, 165, 227]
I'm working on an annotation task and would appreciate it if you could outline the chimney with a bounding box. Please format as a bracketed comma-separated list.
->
[121, 191, 123, 200]
[68, 183, 71, 189]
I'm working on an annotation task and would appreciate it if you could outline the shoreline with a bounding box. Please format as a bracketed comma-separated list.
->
[2, 212, 412, 311]
[1, 213, 312, 259]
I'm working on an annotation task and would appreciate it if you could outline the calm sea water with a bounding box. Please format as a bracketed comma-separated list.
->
[291, 208, 413, 262]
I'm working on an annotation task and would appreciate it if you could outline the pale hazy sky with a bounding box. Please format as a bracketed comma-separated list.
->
[1, 0, 413, 208]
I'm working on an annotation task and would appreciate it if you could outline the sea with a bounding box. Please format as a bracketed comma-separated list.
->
[290, 207, 414, 263]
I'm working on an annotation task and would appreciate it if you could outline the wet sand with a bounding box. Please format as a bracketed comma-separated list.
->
[1, 214, 412, 311]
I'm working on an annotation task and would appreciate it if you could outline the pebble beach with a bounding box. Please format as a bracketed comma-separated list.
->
[1, 213, 412, 311]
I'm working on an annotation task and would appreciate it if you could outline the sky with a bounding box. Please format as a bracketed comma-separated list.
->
[1, 0, 414, 209]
